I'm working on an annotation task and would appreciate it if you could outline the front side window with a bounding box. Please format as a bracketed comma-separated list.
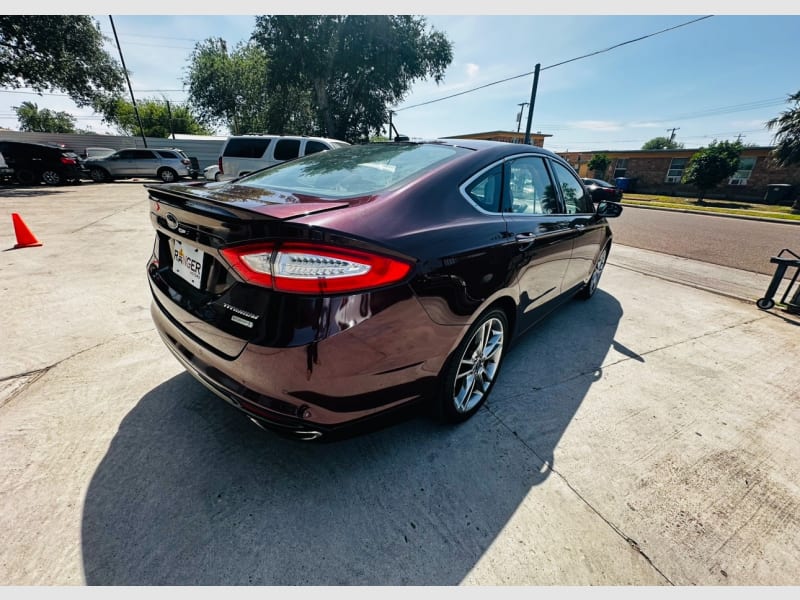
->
[504, 156, 559, 215]
[666, 158, 687, 183]
[550, 161, 593, 214]
[305, 140, 330, 155]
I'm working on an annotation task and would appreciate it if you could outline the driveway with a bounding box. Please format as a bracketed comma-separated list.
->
[1, 183, 798, 585]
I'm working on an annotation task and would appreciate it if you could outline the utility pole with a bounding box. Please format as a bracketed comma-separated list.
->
[667, 127, 680, 144]
[523, 63, 541, 145]
[109, 16, 147, 148]
[736, 133, 746, 143]
[516, 102, 529, 133]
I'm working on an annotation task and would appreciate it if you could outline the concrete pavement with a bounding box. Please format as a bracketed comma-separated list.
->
[1, 183, 799, 585]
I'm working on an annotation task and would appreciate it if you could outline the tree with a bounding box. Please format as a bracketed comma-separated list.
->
[766, 90, 800, 210]
[0, 16, 125, 110]
[681, 140, 743, 204]
[641, 136, 684, 150]
[184, 39, 299, 135]
[105, 98, 213, 138]
[587, 153, 611, 178]
[14, 101, 76, 133]
[766, 90, 800, 168]
[251, 15, 453, 142]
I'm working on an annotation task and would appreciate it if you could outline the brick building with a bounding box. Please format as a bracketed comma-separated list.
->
[557, 147, 800, 203]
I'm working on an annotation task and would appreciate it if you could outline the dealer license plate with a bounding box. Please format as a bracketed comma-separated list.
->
[172, 239, 204, 289]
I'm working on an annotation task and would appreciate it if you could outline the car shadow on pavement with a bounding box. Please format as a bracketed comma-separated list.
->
[81, 290, 623, 585]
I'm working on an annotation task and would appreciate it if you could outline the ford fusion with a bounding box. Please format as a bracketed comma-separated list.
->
[146, 139, 621, 440]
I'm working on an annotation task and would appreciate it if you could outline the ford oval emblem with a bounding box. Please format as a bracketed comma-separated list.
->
[165, 213, 179, 230]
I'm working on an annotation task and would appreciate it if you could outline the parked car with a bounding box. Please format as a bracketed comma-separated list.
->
[146, 139, 621, 440]
[217, 134, 350, 180]
[84, 147, 192, 183]
[203, 164, 221, 181]
[0, 140, 83, 185]
[582, 178, 623, 202]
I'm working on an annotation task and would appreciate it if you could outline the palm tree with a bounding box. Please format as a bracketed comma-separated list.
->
[766, 90, 800, 210]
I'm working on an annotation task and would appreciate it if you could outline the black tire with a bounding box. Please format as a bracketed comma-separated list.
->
[438, 308, 509, 423]
[158, 167, 178, 183]
[89, 167, 109, 183]
[15, 169, 36, 185]
[40, 169, 63, 186]
[214, 172, 221, 182]
[578, 245, 609, 300]
[756, 298, 775, 310]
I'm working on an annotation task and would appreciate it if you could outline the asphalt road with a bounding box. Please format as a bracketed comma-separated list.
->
[610, 206, 800, 276]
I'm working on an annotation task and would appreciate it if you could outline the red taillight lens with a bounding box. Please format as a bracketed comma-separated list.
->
[60, 156, 76, 165]
[220, 242, 413, 295]
[218, 157, 223, 175]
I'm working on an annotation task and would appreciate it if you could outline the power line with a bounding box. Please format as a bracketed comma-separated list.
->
[393, 15, 713, 113]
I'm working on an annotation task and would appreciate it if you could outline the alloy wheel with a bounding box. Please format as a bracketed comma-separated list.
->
[452, 316, 505, 414]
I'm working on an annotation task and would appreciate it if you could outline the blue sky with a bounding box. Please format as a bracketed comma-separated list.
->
[2, 3, 799, 152]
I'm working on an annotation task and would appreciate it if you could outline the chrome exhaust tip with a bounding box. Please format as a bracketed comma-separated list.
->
[247, 417, 323, 441]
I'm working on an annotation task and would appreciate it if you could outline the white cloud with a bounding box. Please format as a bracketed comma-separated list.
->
[465, 63, 480, 78]
[628, 121, 663, 129]
[569, 120, 623, 132]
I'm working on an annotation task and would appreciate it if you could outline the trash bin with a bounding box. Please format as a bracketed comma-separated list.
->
[764, 184, 794, 205]
[627, 177, 639, 193]
[615, 177, 630, 191]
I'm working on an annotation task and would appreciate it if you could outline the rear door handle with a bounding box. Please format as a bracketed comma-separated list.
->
[515, 233, 537, 244]
[572, 223, 586, 231]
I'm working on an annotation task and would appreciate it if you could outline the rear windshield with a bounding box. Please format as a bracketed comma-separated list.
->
[238, 143, 470, 199]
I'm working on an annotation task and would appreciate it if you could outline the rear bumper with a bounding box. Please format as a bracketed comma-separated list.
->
[149, 280, 462, 436]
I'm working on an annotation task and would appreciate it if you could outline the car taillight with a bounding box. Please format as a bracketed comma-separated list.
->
[220, 242, 413, 295]
[60, 157, 76, 165]
[218, 156, 223, 175]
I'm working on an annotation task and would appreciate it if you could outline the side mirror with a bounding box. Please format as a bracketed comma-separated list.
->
[596, 200, 622, 218]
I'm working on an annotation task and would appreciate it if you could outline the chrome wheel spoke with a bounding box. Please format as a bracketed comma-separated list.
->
[451, 316, 505, 414]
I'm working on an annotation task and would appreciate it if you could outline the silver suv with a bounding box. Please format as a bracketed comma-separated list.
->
[218, 135, 349, 180]
[84, 147, 192, 183]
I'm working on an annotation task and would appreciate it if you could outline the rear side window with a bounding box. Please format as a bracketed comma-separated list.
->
[223, 138, 272, 158]
[274, 139, 301, 161]
[465, 165, 503, 212]
[156, 150, 178, 159]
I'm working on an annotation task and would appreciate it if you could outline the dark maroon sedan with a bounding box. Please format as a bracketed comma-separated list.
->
[146, 139, 621, 439]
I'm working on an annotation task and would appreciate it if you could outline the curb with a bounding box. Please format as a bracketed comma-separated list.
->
[620, 202, 800, 226]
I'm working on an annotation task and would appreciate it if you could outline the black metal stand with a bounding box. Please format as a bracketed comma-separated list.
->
[756, 249, 800, 313]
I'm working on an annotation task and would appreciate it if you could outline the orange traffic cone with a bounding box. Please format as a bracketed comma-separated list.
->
[11, 213, 42, 248]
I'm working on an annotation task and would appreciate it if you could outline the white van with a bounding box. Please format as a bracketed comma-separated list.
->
[217, 135, 349, 180]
